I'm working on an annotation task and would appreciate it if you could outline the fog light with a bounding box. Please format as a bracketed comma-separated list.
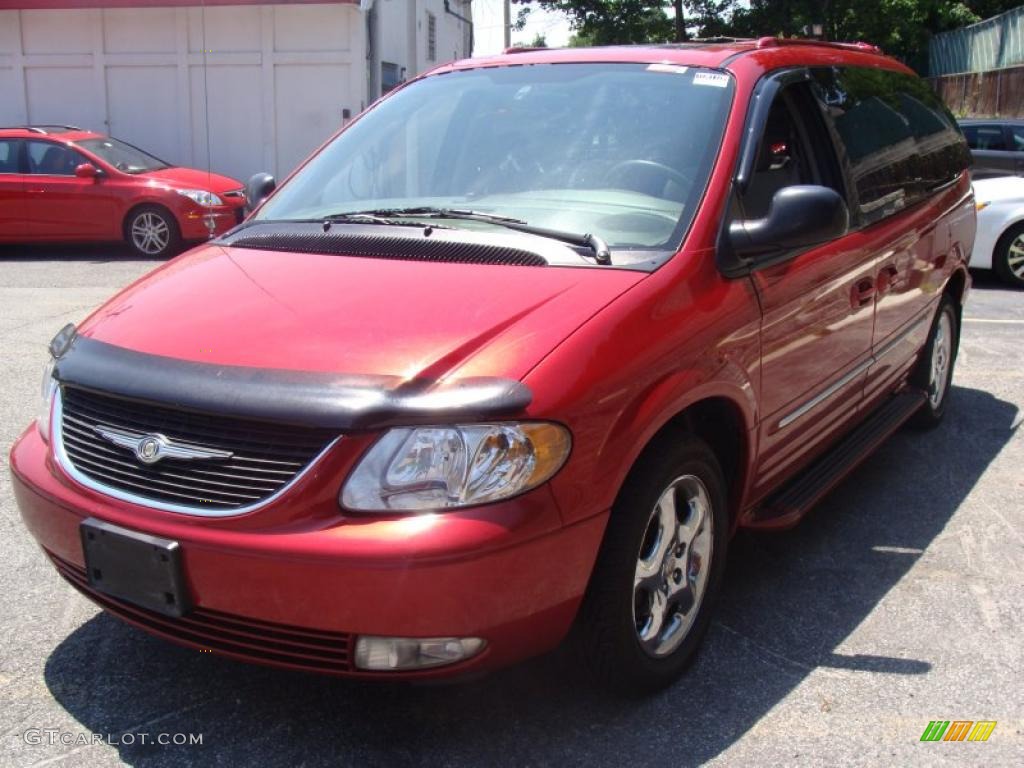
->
[354, 636, 485, 671]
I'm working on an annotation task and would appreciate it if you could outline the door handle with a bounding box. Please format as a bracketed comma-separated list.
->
[876, 265, 899, 295]
[851, 278, 876, 307]
[27, 188, 45, 193]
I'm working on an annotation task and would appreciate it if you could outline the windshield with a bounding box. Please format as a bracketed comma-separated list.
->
[255, 63, 734, 256]
[77, 137, 172, 174]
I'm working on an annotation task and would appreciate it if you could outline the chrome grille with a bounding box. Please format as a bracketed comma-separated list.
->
[57, 386, 337, 514]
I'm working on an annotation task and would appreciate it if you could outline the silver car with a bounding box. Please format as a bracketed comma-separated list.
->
[959, 118, 1024, 179]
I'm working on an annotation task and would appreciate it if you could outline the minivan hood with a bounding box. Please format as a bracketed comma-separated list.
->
[142, 167, 243, 193]
[76, 244, 644, 383]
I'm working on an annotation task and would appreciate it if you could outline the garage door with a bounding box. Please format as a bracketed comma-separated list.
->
[0, 4, 366, 182]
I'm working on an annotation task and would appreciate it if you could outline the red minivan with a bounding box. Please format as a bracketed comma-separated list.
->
[10, 40, 975, 694]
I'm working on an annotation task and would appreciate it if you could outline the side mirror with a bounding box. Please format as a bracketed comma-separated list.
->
[245, 172, 276, 213]
[74, 163, 101, 179]
[722, 185, 849, 274]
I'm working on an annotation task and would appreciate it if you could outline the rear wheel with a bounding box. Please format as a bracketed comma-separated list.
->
[572, 434, 728, 695]
[908, 295, 959, 429]
[994, 223, 1024, 288]
[125, 206, 180, 258]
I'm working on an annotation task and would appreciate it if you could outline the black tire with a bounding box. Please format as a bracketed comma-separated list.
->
[908, 295, 959, 429]
[571, 433, 729, 695]
[124, 205, 181, 258]
[993, 223, 1024, 288]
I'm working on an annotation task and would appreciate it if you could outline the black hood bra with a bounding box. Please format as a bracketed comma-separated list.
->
[52, 332, 533, 430]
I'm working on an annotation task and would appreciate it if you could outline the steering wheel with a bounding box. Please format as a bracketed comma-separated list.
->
[604, 160, 693, 197]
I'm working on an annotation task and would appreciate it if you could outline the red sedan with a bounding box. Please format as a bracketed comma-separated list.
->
[0, 125, 245, 257]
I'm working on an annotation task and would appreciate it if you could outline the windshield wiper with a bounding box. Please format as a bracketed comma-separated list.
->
[318, 212, 446, 229]
[338, 207, 613, 265]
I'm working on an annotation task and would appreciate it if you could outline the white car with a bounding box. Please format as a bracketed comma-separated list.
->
[972, 176, 1024, 287]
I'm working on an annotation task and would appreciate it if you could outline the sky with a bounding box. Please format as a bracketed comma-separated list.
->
[472, 0, 574, 56]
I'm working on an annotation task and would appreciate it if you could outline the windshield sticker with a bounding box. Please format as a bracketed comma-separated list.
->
[693, 72, 730, 88]
[646, 64, 689, 74]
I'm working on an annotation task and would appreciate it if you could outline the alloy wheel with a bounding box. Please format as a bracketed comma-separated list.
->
[1008, 234, 1024, 280]
[130, 212, 171, 255]
[928, 310, 953, 409]
[633, 474, 714, 658]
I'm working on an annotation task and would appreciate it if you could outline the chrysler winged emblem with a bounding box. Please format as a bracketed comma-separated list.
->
[92, 425, 233, 465]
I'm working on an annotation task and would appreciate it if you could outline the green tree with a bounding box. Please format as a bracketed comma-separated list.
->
[512, 1, 674, 45]
[568, 30, 598, 46]
[721, 1, 981, 71]
[963, 1, 1021, 19]
[513, 0, 1020, 71]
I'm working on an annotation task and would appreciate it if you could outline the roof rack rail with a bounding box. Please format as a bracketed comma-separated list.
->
[502, 46, 550, 54]
[0, 124, 84, 134]
[690, 36, 755, 44]
[755, 37, 882, 54]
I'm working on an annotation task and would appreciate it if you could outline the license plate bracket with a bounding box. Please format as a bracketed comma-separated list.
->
[80, 518, 189, 617]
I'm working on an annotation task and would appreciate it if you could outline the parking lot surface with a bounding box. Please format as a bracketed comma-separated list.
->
[1, 245, 1022, 767]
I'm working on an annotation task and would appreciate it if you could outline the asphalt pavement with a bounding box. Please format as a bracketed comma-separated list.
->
[1, 244, 1021, 767]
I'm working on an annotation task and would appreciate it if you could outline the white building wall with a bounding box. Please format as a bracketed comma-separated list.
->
[0, 4, 367, 182]
[369, 0, 471, 99]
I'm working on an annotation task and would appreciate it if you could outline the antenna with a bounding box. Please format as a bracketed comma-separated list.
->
[200, 0, 215, 239]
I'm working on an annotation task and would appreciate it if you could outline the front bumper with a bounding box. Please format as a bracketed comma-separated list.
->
[10, 426, 606, 678]
[178, 206, 244, 240]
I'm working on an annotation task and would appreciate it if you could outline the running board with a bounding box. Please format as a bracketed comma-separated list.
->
[747, 389, 927, 530]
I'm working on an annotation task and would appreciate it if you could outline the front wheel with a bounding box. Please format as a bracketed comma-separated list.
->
[572, 434, 728, 695]
[908, 296, 959, 429]
[125, 206, 181, 258]
[994, 223, 1024, 288]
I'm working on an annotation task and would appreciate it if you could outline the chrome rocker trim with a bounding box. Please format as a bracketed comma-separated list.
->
[777, 311, 932, 430]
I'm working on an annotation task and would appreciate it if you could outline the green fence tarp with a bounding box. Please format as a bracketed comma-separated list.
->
[930, 6, 1024, 76]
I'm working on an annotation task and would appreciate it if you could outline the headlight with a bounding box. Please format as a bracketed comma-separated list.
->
[176, 189, 224, 206]
[38, 358, 57, 443]
[341, 422, 571, 512]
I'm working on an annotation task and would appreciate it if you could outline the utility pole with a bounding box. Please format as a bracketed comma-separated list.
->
[674, 0, 684, 42]
[503, 0, 511, 49]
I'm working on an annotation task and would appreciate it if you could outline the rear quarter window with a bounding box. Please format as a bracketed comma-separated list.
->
[0, 140, 18, 173]
[1010, 125, 1024, 151]
[811, 67, 968, 226]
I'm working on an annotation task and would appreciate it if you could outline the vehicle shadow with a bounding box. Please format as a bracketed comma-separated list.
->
[0, 243, 161, 262]
[42, 384, 1018, 767]
[969, 267, 1014, 291]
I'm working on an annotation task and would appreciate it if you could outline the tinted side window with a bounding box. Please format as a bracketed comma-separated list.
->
[810, 68, 968, 226]
[811, 67, 914, 224]
[1010, 125, 1024, 151]
[27, 141, 86, 176]
[0, 140, 19, 174]
[893, 73, 970, 194]
[963, 125, 1007, 151]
